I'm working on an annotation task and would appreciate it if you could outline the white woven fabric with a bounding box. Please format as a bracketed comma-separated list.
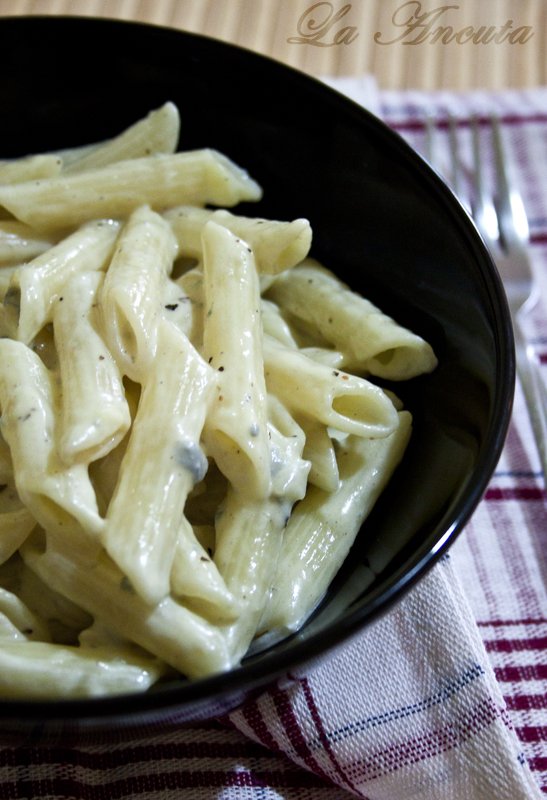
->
[229, 557, 541, 799]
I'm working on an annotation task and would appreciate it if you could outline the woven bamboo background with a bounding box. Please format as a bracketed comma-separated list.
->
[0, 0, 545, 89]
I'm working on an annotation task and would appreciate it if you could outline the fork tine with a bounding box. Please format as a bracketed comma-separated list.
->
[447, 114, 463, 200]
[491, 115, 530, 254]
[489, 116, 547, 479]
[427, 110, 547, 481]
[424, 114, 437, 171]
[470, 115, 498, 248]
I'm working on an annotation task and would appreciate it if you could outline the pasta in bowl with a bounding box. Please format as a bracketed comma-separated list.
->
[0, 16, 512, 734]
[0, 102, 436, 697]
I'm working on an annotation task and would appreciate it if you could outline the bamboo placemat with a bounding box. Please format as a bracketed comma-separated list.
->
[0, 0, 545, 90]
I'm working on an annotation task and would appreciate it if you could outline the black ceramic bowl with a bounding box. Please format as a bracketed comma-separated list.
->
[0, 15, 513, 741]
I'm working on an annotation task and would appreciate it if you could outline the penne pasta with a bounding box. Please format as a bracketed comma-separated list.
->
[174, 267, 205, 348]
[299, 346, 349, 372]
[201, 221, 270, 500]
[61, 102, 180, 175]
[0, 154, 62, 185]
[214, 489, 289, 663]
[294, 413, 340, 493]
[261, 298, 299, 348]
[0, 339, 104, 537]
[266, 394, 310, 503]
[0, 639, 166, 699]
[266, 260, 438, 380]
[0, 610, 31, 642]
[53, 271, 131, 464]
[0, 506, 36, 567]
[0, 150, 263, 231]
[0, 477, 36, 565]
[88, 379, 140, 516]
[21, 528, 234, 679]
[170, 516, 241, 624]
[0, 586, 51, 642]
[215, 398, 309, 661]
[102, 321, 216, 604]
[164, 207, 312, 274]
[160, 277, 194, 339]
[3, 219, 120, 344]
[0, 435, 13, 483]
[263, 335, 399, 439]
[259, 411, 413, 635]
[0, 103, 438, 696]
[0, 221, 56, 266]
[0, 552, 92, 645]
[99, 205, 178, 380]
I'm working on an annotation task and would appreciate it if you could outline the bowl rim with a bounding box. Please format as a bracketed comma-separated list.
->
[0, 14, 515, 724]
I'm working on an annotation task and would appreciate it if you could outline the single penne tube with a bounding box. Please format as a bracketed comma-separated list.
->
[0, 221, 56, 266]
[88, 434, 128, 519]
[53, 271, 131, 464]
[0, 506, 36, 566]
[201, 221, 270, 500]
[0, 434, 13, 482]
[0, 586, 51, 642]
[175, 265, 203, 303]
[99, 205, 178, 380]
[0, 640, 167, 699]
[266, 394, 310, 503]
[62, 101, 180, 174]
[0, 154, 62, 185]
[293, 412, 340, 492]
[259, 274, 276, 293]
[183, 460, 228, 528]
[0, 339, 104, 536]
[259, 411, 412, 635]
[164, 207, 312, 274]
[170, 516, 241, 624]
[7, 552, 92, 643]
[193, 523, 215, 553]
[263, 335, 399, 439]
[266, 260, 438, 380]
[0, 150, 263, 231]
[88, 380, 140, 516]
[160, 277, 194, 339]
[21, 529, 234, 679]
[214, 489, 289, 663]
[261, 298, 298, 348]
[0, 266, 19, 303]
[3, 219, 120, 344]
[299, 346, 349, 372]
[174, 267, 205, 348]
[26, 324, 58, 370]
[214, 400, 309, 661]
[102, 321, 216, 605]
[52, 143, 96, 170]
[0, 478, 37, 564]
[0, 610, 30, 642]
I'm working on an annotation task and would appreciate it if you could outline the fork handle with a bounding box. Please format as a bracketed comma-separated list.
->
[514, 319, 547, 482]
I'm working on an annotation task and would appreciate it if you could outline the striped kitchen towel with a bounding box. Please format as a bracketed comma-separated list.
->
[0, 87, 546, 800]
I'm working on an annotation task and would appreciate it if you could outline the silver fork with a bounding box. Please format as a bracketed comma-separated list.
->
[426, 113, 547, 481]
